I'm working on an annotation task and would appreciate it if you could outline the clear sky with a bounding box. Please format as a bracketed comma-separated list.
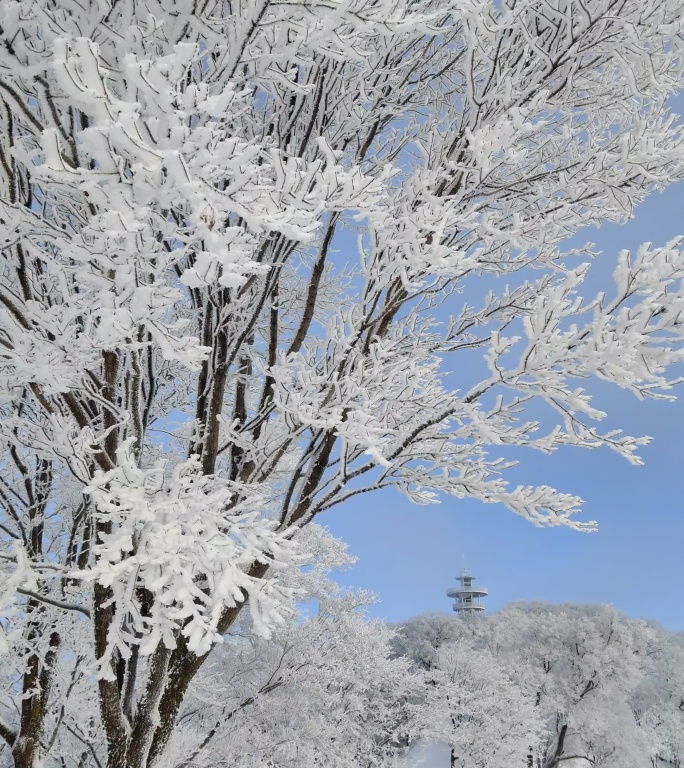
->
[322, 176, 684, 632]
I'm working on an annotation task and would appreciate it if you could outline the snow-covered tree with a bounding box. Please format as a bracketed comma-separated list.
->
[0, 526, 419, 768]
[1, 0, 684, 766]
[396, 605, 684, 768]
[168, 593, 416, 768]
[157, 524, 419, 768]
[630, 630, 684, 768]
[487, 603, 656, 768]
[413, 640, 542, 768]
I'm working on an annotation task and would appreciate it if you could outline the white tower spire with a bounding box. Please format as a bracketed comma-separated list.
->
[447, 568, 488, 615]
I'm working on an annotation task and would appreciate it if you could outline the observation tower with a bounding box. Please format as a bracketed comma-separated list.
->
[447, 569, 488, 615]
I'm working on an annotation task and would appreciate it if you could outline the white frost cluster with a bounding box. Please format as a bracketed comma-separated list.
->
[84, 440, 297, 669]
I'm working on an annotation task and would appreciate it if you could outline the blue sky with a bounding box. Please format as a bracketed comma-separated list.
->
[322, 177, 684, 632]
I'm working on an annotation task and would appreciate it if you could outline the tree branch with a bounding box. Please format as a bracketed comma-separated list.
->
[16, 587, 91, 619]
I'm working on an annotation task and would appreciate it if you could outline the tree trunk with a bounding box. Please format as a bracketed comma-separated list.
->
[12, 737, 39, 768]
[544, 724, 568, 768]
